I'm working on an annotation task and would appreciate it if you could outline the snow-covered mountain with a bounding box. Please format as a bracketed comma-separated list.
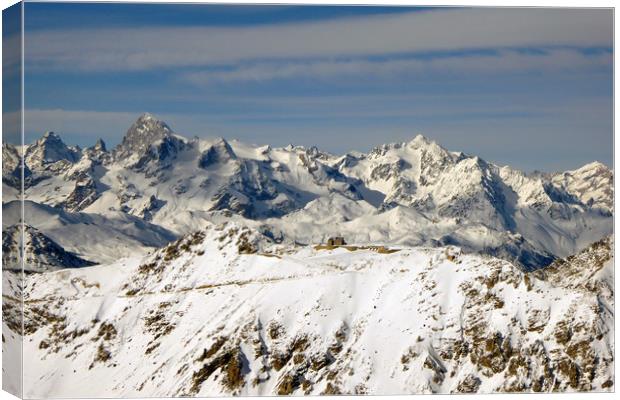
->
[2, 113, 612, 271]
[1, 114, 614, 395]
[3, 223, 613, 396]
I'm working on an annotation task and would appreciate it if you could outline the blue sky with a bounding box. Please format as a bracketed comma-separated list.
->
[5, 3, 614, 172]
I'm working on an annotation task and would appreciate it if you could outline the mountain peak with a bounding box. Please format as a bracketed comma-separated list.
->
[39, 131, 68, 148]
[139, 112, 156, 120]
[410, 133, 430, 145]
[26, 131, 79, 165]
[115, 113, 173, 158]
[133, 113, 170, 129]
[94, 138, 107, 152]
[576, 161, 610, 173]
[198, 137, 237, 168]
[212, 137, 235, 155]
[213, 136, 230, 145]
[42, 131, 60, 140]
[407, 134, 446, 151]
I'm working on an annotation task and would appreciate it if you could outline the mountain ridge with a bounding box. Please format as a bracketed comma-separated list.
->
[2, 114, 613, 270]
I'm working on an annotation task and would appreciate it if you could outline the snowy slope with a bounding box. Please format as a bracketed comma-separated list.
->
[5, 223, 613, 396]
[2, 201, 176, 264]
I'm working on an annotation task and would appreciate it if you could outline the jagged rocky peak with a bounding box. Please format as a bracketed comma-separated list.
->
[413, 135, 460, 174]
[2, 142, 20, 176]
[333, 152, 363, 170]
[83, 138, 109, 163]
[25, 131, 81, 168]
[39, 131, 68, 149]
[408, 134, 448, 154]
[198, 137, 237, 168]
[93, 138, 107, 153]
[213, 137, 234, 152]
[576, 160, 610, 173]
[303, 145, 331, 161]
[116, 113, 174, 158]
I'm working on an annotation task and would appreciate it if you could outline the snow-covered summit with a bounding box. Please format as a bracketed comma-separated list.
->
[198, 137, 237, 168]
[24, 130, 81, 169]
[551, 161, 614, 212]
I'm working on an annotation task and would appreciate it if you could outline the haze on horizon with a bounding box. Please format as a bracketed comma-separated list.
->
[2, 3, 613, 172]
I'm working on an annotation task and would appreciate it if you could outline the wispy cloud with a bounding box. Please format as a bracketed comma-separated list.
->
[182, 48, 612, 85]
[21, 88, 610, 143]
[24, 8, 612, 71]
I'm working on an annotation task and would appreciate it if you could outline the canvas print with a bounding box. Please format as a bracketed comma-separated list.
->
[1, 2, 614, 397]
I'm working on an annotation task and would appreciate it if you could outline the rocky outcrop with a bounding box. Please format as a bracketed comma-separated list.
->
[61, 175, 100, 212]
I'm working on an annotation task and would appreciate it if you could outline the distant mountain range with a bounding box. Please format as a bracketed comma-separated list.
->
[2, 113, 613, 271]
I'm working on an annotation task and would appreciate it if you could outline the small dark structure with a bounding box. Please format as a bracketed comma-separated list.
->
[327, 236, 346, 246]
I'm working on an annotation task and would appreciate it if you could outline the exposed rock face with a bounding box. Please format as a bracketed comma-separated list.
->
[24, 131, 81, 171]
[62, 175, 100, 212]
[93, 138, 107, 153]
[2, 142, 23, 189]
[131, 195, 166, 222]
[209, 160, 299, 219]
[2, 225, 96, 272]
[132, 135, 187, 176]
[114, 113, 173, 161]
[84, 138, 110, 163]
[198, 138, 237, 168]
[2, 142, 21, 178]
